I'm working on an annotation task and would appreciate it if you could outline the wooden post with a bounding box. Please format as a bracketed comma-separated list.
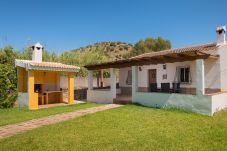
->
[100, 69, 104, 88]
[68, 72, 74, 104]
[97, 71, 100, 88]
[28, 70, 38, 110]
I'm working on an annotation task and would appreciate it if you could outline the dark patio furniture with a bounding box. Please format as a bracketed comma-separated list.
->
[172, 82, 181, 93]
[149, 83, 157, 92]
[161, 83, 170, 93]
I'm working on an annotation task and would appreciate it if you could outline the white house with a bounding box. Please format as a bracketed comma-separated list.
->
[85, 26, 227, 116]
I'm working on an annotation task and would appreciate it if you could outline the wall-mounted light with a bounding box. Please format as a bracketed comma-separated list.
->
[163, 74, 167, 80]
[139, 66, 142, 71]
[163, 64, 166, 70]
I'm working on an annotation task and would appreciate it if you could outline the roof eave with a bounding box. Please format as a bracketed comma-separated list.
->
[29, 65, 80, 72]
[84, 54, 219, 70]
[15, 60, 80, 72]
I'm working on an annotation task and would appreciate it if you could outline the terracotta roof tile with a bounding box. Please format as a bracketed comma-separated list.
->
[130, 43, 218, 60]
[15, 60, 80, 72]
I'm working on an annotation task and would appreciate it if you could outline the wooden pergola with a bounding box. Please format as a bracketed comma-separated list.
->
[85, 43, 219, 70]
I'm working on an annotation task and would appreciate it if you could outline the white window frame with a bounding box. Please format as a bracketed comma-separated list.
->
[126, 70, 132, 85]
[178, 66, 192, 84]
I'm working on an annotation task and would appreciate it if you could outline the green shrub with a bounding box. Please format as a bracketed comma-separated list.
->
[110, 42, 116, 47]
[0, 64, 18, 108]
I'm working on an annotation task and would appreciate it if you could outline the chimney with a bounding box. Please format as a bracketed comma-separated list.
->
[216, 26, 226, 45]
[31, 42, 43, 62]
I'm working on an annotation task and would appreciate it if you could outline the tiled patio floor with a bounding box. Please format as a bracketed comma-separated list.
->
[0, 104, 122, 139]
[38, 103, 68, 109]
[38, 100, 85, 109]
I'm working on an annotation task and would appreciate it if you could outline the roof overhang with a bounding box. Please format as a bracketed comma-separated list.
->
[15, 60, 80, 73]
[84, 43, 219, 70]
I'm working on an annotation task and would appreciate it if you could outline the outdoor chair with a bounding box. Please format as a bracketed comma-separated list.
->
[172, 82, 181, 93]
[161, 83, 170, 93]
[149, 83, 158, 92]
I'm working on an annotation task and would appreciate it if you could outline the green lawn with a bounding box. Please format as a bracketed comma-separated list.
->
[1, 104, 227, 151]
[0, 102, 100, 126]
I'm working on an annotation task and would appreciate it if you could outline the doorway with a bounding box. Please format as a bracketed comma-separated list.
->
[148, 69, 157, 92]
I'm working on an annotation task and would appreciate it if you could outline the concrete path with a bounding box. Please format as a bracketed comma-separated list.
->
[0, 104, 122, 139]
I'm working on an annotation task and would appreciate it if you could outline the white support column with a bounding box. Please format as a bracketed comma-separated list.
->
[196, 59, 205, 95]
[132, 66, 138, 101]
[88, 70, 93, 90]
[110, 68, 116, 99]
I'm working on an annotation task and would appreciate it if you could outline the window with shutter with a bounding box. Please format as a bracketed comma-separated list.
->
[126, 70, 132, 85]
[178, 66, 191, 84]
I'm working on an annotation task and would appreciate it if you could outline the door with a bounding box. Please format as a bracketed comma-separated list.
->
[148, 69, 157, 92]
[148, 69, 157, 83]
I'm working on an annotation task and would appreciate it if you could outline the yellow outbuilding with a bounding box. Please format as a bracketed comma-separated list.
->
[15, 43, 80, 110]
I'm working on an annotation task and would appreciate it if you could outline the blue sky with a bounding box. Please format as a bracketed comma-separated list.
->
[0, 0, 226, 53]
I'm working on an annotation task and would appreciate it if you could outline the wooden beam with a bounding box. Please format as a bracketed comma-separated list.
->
[100, 69, 104, 88]
[85, 53, 214, 70]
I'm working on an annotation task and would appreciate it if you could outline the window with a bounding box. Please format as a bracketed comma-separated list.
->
[179, 67, 191, 83]
[126, 70, 132, 85]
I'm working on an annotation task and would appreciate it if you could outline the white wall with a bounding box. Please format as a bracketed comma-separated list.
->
[133, 92, 212, 116]
[119, 60, 220, 90]
[218, 44, 227, 89]
[87, 90, 113, 104]
[211, 93, 227, 114]
[18, 92, 28, 107]
[60, 76, 111, 89]
[204, 58, 221, 89]
[119, 67, 131, 87]
[138, 61, 197, 88]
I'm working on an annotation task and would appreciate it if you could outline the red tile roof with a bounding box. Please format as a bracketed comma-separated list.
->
[15, 60, 80, 72]
[130, 42, 218, 59]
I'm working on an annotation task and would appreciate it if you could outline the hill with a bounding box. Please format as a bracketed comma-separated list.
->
[58, 41, 133, 76]
[70, 41, 133, 61]
[60, 38, 171, 76]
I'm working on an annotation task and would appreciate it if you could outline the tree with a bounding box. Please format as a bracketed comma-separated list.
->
[43, 49, 58, 62]
[0, 64, 18, 108]
[127, 37, 171, 57]
[0, 47, 18, 108]
[58, 48, 109, 77]
[0, 46, 19, 65]
[19, 47, 32, 60]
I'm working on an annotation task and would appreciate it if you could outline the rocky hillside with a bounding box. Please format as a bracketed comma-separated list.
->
[70, 41, 133, 60]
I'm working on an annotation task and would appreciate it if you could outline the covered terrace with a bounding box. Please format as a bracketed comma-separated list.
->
[84, 43, 219, 105]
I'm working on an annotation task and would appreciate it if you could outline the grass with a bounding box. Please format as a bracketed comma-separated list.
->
[0, 102, 101, 126]
[1, 104, 227, 151]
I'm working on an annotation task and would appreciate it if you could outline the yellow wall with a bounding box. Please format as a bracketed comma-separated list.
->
[18, 68, 75, 109]
[221, 88, 227, 92]
[33, 71, 60, 91]
[17, 67, 28, 92]
[28, 70, 38, 110]
[34, 71, 59, 84]
[17, 68, 60, 93]
[68, 72, 75, 104]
